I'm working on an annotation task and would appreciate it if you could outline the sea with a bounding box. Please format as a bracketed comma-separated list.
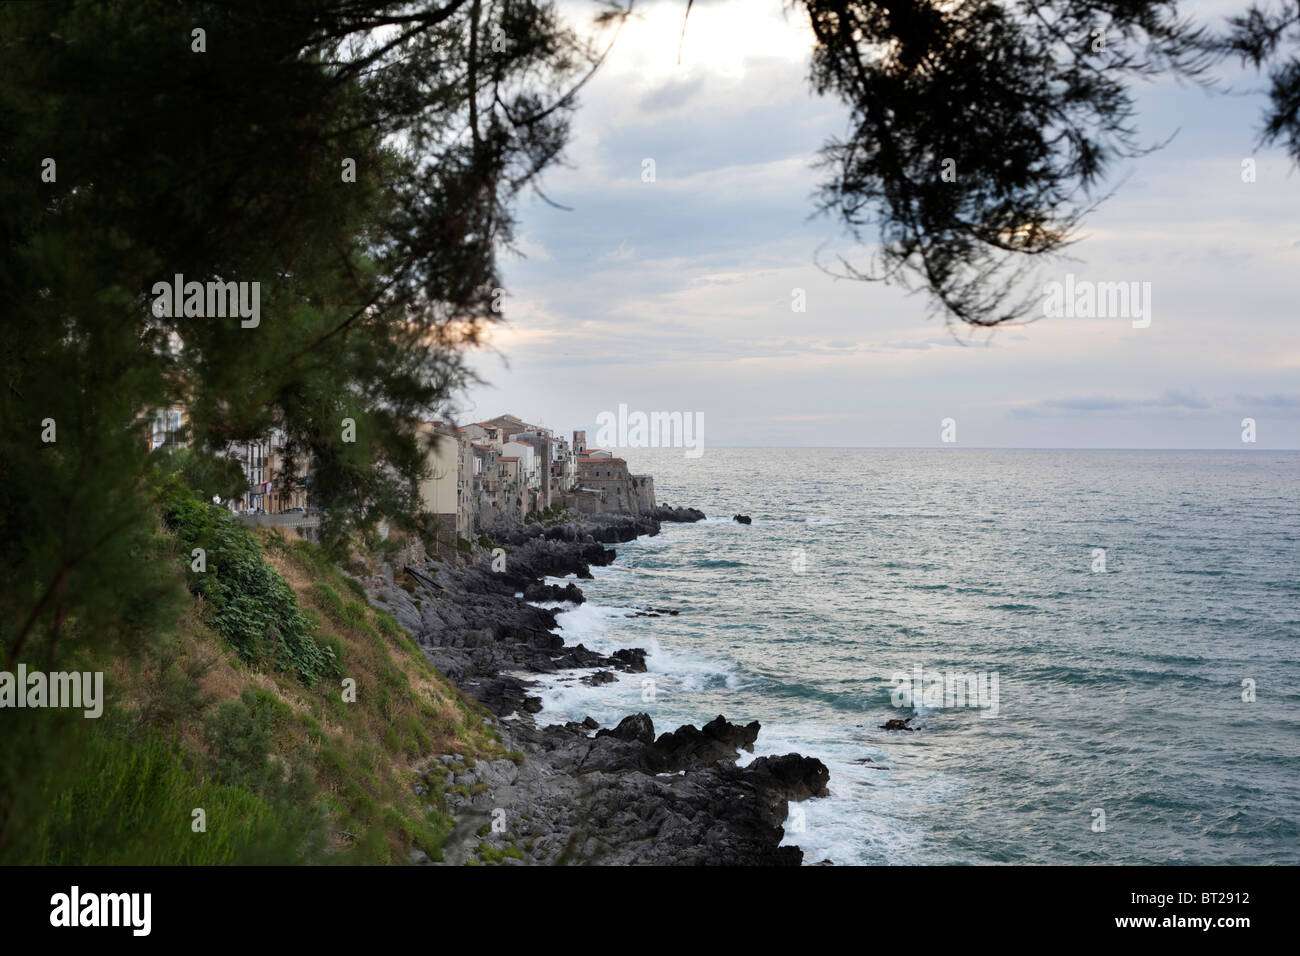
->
[523, 448, 1299, 865]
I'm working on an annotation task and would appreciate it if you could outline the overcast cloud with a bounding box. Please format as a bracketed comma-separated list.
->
[460, 0, 1300, 449]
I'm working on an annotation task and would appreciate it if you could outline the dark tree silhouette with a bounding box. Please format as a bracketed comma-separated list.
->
[1221, 1, 1300, 159]
[0, 0, 620, 677]
[801, 0, 1216, 326]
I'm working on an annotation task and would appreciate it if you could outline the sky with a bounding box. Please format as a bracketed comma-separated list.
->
[459, 0, 1300, 449]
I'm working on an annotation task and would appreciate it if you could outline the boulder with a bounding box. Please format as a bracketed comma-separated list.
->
[595, 712, 656, 745]
[879, 716, 915, 731]
[652, 505, 706, 523]
[651, 715, 761, 772]
[610, 648, 648, 672]
[522, 580, 586, 604]
[744, 753, 831, 800]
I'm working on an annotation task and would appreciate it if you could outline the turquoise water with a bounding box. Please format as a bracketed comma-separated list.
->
[528, 449, 1300, 865]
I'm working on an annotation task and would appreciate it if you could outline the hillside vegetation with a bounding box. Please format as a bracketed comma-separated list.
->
[9, 487, 505, 865]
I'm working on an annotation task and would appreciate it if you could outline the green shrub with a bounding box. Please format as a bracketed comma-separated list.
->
[203, 689, 277, 793]
[312, 581, 346, 620]
[342, 599, 368, 628]
[163, 494, 336, 684]
[29, 714, 314, 865]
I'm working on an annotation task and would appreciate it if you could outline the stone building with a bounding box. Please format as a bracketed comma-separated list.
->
[564, 455, 656, 515]
[417, 421, 474, 543]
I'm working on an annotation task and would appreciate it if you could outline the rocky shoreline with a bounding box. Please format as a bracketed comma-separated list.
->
[366, 507, 831, 865]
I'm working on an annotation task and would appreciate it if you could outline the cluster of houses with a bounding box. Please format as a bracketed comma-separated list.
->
[417, 413, 657, 541]
[147, 408, 655, 536]
[148, 408, 308, 515]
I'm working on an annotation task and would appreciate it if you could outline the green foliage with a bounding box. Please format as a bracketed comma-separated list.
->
[164, 492, 336, 684]
[476, 839, 524, 864]
[1, 0, 603, 673]
[312, 582, 348, 622]
[203, 689, 277, 793]
[131, 630, 216, 731]
[26, 712, 315, 865]
[0, 0, 603, 865]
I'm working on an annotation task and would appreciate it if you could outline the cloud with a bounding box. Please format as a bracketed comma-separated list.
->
[636, 73, 706, 114]
[461, 0, 1300, 448]
[598, 239, 636, 262]
[1235, 393, 1300, 409]
[1015, 390, 1213, 416]
[508, 234, 552, 262]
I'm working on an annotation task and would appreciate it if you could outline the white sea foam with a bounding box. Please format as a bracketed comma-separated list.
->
[518, 601, 743, 719]
[520, 548, 940, 865]
[515, 599, 938, 864]
[747, 721, 944, 865]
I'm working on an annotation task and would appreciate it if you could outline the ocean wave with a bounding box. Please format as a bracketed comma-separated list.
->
[543, 603, 745, 694]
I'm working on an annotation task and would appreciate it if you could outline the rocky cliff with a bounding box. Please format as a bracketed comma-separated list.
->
[366, 508, 832, 865]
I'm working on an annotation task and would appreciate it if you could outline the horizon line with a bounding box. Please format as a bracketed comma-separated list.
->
[606, 445, 1300, 451]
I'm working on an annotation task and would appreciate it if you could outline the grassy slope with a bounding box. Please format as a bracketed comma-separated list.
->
[26, 515, 508, 865]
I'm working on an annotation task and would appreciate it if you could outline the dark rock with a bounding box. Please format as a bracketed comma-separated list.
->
[650, 715, 761, 772]
[702, 714, 761, 750]
[363, 511, 830, 866]
[595, 712, 656, 745]
[733, 514, 752, 524]
[879, 716, 915, 731]
[610, 648, 647, 673]
[629, 606, 680, 618]
[522, 580, 586, 604]
[651, 505, 706, 523]
[582, 670, 617, 686]
[744, 753, 831, 800]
